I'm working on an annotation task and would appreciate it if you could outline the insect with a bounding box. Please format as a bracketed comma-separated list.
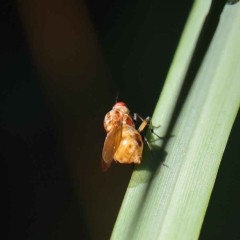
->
[101, 102, 153, 171]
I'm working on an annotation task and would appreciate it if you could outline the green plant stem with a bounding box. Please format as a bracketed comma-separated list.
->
[111, 1, 240, 240]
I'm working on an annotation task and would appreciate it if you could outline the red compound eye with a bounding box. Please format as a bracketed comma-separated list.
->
[114, 102, 126, 107]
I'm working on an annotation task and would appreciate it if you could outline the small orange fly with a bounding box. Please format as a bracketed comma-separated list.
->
[101, 102, 151, 171]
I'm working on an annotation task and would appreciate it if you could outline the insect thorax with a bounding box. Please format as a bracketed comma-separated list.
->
[103, 108, 135, 132]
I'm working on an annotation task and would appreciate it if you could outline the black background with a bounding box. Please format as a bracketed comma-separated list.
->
[3, 0, 239, 239]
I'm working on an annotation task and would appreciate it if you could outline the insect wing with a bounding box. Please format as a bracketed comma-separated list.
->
[102, 121, 122, 171]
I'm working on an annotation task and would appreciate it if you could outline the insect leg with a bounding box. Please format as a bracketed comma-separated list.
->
[133, 113, 164, 139]
[142, 134, 168, 167]
[133, 113, 151, 123]
[134, 113, 168, 167]
[133, 113, 150, 132]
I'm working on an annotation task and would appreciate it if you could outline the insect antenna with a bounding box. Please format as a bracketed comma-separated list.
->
[115, 91, 119, 103]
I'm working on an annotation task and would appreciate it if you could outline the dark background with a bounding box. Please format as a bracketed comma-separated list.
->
[3, 0, 239, 239]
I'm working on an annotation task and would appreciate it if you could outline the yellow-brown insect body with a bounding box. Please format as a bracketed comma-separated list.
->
[103, 105, 134, 133]
[102, 102, 143, 171]
[114, 125, 143, 164]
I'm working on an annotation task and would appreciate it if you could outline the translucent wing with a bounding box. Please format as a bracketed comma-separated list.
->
[102, 120, 122, 171]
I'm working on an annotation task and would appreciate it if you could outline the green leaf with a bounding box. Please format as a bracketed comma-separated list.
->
[111, 1, 240, 239]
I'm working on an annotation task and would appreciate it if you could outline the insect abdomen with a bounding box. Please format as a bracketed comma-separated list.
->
[114, 125, 143, 164]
